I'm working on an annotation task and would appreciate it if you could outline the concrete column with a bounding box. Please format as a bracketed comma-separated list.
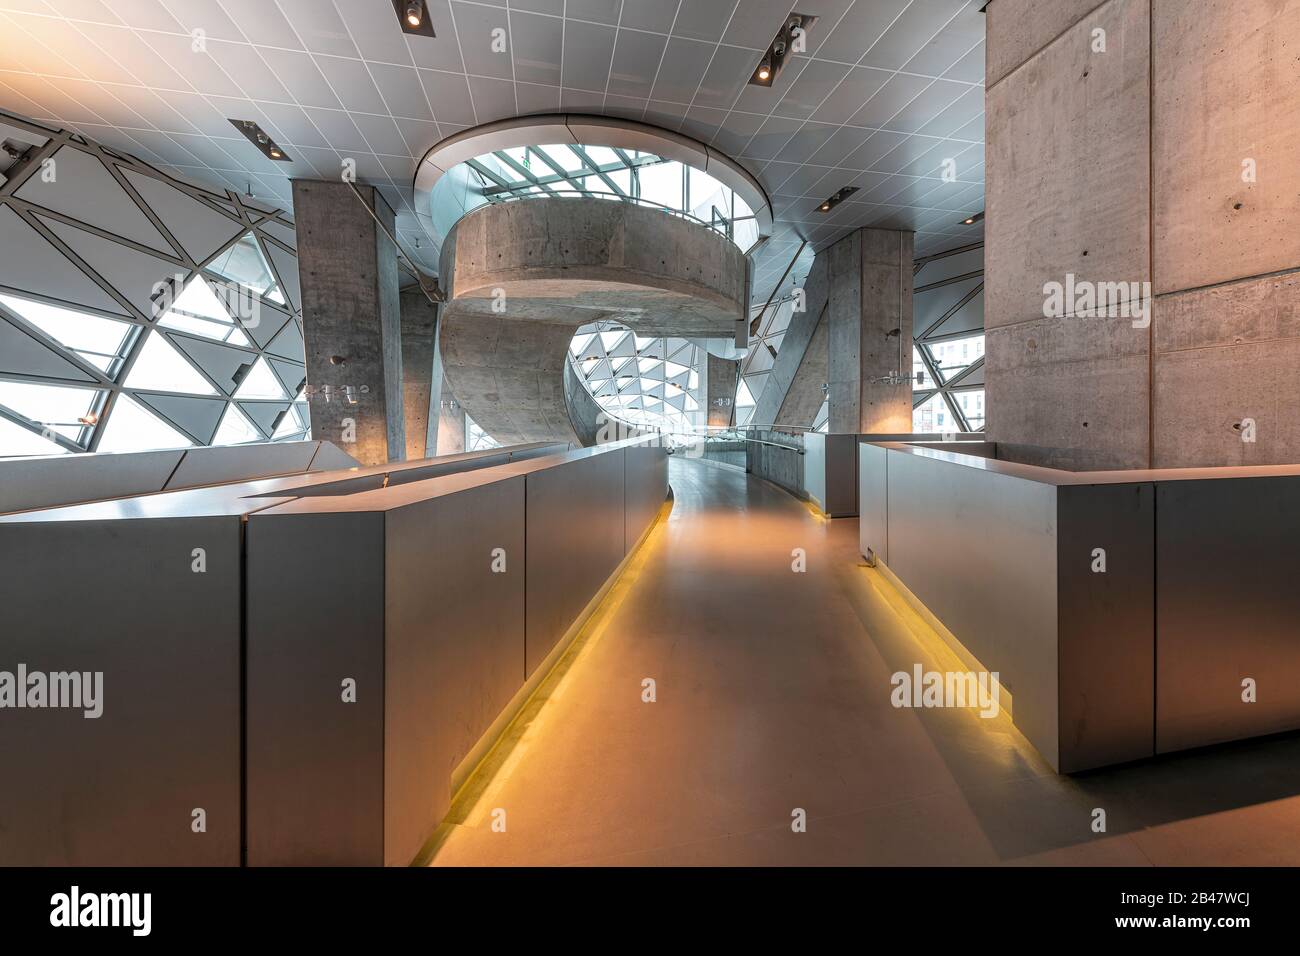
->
[826, 227, 914, 434]
[985, 0, 1299, 469]
[292, 180, 405, 466]
[398, 288, 439, 460]
[705, 353, 739, 428]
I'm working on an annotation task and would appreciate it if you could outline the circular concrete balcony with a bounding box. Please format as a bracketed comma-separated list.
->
[438, 196, 747, 446]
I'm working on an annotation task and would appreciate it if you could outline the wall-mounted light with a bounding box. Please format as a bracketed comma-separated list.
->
[816, 185, 858, 213]
[393, 0, 435, 36]
[960, 211, 985, 226]
[749, 13, 817, 86]
[230, 120, 291, 163]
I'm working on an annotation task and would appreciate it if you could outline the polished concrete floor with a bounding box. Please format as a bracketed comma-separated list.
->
[428, 457, 1300, 866]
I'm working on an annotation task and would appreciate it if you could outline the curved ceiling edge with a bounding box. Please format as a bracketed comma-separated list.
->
[412, 114, 773, 252]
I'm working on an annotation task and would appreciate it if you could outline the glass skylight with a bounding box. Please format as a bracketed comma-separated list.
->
[465, 144, 759, 252]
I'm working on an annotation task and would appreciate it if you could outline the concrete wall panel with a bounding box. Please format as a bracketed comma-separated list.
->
[1153, 273, 1300, 467]
[986, 0, 1110, 87]
[1152, 0, 1300, 294]
[986, 314, 1149, 469]
[985, 0, 1150, 332]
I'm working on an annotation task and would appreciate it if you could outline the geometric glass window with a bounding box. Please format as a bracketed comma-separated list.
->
[0, 381, 100, 442]
[95, 393, 193, 452]
[233, 357, 287, 400]
[466, 414, 499, 451]
[157, 275, 251, 345]
[123, 331, 218, 395]
[0, 415, 70, 456]
[212, 403, 261, 445]
[206, 232, 285, 306]
[567, 322, 706, 439]
[0, 293, 134, 375]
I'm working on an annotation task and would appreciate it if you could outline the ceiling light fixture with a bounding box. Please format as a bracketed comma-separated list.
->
[230, 120, 291, 163]
[816, 185, 858, 213]
[393, 0, 435, 36]
[960, 211, 985, 226]
[749, 12, 818, 87]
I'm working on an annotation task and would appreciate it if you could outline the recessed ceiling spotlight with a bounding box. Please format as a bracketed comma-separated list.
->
[230, 120, 291, 163]
[749, 12, 817, 86]
[816, 185, 858, 213]
[960, 211, 985, 226]
[393, 0, 435, 36]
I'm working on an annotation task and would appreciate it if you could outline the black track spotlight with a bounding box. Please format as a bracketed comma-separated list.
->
[230, 120, 291, 163]
[816, 185, 858, 213]
[959, 211, 985, 226]
[749, 12, 817, 87]
[394, 0, 435, 36]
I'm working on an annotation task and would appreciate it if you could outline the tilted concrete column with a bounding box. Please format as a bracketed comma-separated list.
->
[985, 0, 1299, 469]
[705, 352, 739, 428]
[398, 288, 440, 460]
[826, 227, 914, 434]
[293, 180, 405, 466]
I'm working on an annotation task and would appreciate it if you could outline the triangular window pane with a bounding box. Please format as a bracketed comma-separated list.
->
[212, 403, 261, 445]
[0, 293, 133, 370]
[0, 416, 70, 457]
[158, 275, 252, 344]
[234, 357, 287, 400]
[206, 233, 285, 305]
[124, 331, 218, 395]
[97, 394, 192, 452]
[736, 378, 756, 407]
[0, 381, 99, 444]
[272, 405, 304, 439]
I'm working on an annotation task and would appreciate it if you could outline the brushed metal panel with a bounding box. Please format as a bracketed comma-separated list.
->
[623, 444, 668, 554]
[525, 449, 626, 677]
[1156, 477, 1300, 753]
[165, 441, 321, 489]
[382, 477, 526, 865]
[245, 512, 386, 866]
[885, 447, 1061, 769]
[803, 431, 828, 510]
[858, 441, 889, 563]
[1056, 483, 1155, 771]
[0, 448, 183, 514]
[308, 441, 360, 471]
[0, 517, 241, 865]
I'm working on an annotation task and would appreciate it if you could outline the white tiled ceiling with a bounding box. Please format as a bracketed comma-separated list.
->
[0, 0, 986, 307]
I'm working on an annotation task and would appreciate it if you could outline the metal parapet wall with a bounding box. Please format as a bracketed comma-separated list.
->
[860, 440, 1300, 773]
[0, 438, 664, 866]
